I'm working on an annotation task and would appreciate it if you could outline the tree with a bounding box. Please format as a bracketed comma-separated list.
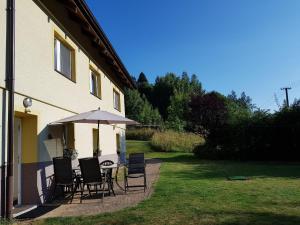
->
[227, 90, 254, 110]
[165, 91, 188, 131]
[151, 72, 203, 120]
[137, 72, 148, 83]
[124, 88, 162, 125]
[124, 88, 144, 122]
[151, 73, 179, 119]
[188, 91, 228, 133]
[137, 72, 152, 102]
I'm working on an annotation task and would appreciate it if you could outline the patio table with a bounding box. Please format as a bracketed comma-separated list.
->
[72, 166, 82, 192]
[100, 164, 119, 196]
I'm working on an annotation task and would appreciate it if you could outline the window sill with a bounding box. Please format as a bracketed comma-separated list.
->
[90, 92, 102, 100]
[55, 69, 76, 83]
[114, 107, 121, 112]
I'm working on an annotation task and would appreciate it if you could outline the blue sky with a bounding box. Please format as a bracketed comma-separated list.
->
[86, 0, 300, 111]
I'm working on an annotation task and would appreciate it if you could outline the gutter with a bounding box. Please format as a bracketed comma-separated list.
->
[4, 0, 15, 219]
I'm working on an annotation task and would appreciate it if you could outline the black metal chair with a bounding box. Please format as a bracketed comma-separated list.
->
[124, 153, 147, 192]
[79, 157, 107, 201]
[52, 157, 77, 202]
[100, 160, 115, 196]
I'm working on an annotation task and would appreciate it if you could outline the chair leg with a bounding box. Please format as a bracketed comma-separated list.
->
[87, 184, 92, 197]
[52, 184, 57, 201]
[111, 180, 115, 196]
[80, 184, 84, 203]
[101, 182, 106, 203]
[70, 185, 75, 203]
[124, 176, 127, 193]
[61, 186, 65, 198]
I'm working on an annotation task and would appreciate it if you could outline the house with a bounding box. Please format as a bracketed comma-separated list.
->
[0, 0, 134, 215]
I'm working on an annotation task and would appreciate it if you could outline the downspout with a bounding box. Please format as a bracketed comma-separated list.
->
[5, 0, 15, 219]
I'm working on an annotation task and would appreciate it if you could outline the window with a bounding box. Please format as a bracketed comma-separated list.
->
[65, 123, 75, 149]
[54, 37, 75, 81]
[90, 70, 101, 98]
[113, 89, 121, 111]
[93, 128, 99, 155]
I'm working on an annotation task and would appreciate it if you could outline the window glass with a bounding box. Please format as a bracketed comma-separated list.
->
[90, 72, 97, 95]
[54, 38, 73, 80]
[90, 71, 101, 98]
[113, 90, 120, 111]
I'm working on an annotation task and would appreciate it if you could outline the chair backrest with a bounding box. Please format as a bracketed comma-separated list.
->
[128, 153, 145, 164]
[128, 153, 145, 174]
[53, 157, 73, 185]
[79, 157, 102, 184]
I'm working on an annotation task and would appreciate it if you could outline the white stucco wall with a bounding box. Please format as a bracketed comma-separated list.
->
[0, 0, 127, 165]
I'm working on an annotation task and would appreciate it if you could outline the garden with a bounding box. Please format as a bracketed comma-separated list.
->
[32, 140, 300, 225]
[17, 72, 300, 225]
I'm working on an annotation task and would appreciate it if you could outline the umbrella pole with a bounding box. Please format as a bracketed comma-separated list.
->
[97, 120, 100, 156]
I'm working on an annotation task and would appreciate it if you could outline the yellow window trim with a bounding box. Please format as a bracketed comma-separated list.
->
[89, 66, 102, 99]
[53, 30, 76, 82]
[113, 88, 121, 112]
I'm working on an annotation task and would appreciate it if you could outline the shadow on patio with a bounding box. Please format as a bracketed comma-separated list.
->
[16, 159, 161, 221]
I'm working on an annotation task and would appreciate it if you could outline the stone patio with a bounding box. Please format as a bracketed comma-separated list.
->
[17, 158, 161, 222]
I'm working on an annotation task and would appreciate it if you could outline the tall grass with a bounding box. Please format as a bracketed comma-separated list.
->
[126, 128, 157, 141]
[150, 130, 205, 152]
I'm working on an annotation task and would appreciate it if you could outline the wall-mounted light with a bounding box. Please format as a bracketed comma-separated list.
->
[23, 97, 32, 113]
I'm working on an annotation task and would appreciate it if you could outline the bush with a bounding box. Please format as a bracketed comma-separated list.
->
[151, 131, 205, 152]
[193, 106, 300, 161]
[126, 128, 157, 141]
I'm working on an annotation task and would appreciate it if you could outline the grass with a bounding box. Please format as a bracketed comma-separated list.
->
[33, 141, 300, 225]
[150, 131, 205, 152]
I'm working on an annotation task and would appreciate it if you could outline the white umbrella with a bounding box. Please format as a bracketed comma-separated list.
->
[50, 109, 138, 155]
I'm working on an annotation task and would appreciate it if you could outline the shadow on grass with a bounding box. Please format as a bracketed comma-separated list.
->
[186, 210, 300, 225]
[156, 153, 300, 180]
[218, 210, 300, 225]
[36, 208, 300, 225]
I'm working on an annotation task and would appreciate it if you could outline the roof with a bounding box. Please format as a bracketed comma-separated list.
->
[47, 0, 136, 88]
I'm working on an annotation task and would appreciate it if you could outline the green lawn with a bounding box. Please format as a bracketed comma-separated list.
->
[35, 141, 300, 225]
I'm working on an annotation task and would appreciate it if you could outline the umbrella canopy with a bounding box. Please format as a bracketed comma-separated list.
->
[50, 109, 138, 156]
[51, 109, 138, 125]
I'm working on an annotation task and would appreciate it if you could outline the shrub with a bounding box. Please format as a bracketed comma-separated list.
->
[193, 106, 300, 161]
[151, 131, 205, 152]
[126, 128, 157, 141]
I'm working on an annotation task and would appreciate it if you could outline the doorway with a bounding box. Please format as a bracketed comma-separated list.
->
[13, 117, 22, 206]
[93, 128, 99, 155]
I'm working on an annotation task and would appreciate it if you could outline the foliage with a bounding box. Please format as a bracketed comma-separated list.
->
[63, 148, 78, 160]
[151, 72, 203, 121]
[136, 72, 153, 102]
[227, 90, 254, 110]
[165, 91, 188, 131]
[188, 91, 228, 133]
[124, 88, 162, 125]
[194, 105, 300, 161]
[127, 72, 203, 131]
[124, 88, 144, 121]
[36, 149, 300, 225]
[150, 130, 204, 152]
[126, 128, 157, 141]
